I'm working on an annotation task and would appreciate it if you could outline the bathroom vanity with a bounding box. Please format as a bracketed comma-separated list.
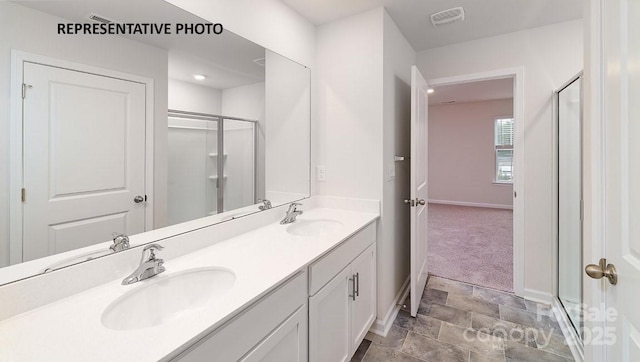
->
[0, 198, 379, 361]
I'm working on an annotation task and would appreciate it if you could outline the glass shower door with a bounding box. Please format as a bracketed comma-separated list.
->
[221, 118, 256, 212]
[557, 76, 583, 336]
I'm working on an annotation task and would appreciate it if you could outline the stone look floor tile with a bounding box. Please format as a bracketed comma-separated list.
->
[362, 343, 425, 362]
[525, 300, 555, 317]
[446, 293, 501, 319]
[401, 331, 468, 362]
[422, 288, 448, 305]
[427, 276, 473, 296]
[365, 325, 408, 349]
[473, 286, 527, 310]
[504, 340, 573, 361]
[394, 310, 441, 339]
[470, 351, 506, 362]
[499, 305, 562, 336]
[535, 330, 574, 359]
[438, 322, 505, 359]
[423, 302, 472, 328]
[354, 276, 575, 362]
[471, 312, 537, 348]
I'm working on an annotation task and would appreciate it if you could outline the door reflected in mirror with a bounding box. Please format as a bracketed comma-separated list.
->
[0, 0, 310, 284]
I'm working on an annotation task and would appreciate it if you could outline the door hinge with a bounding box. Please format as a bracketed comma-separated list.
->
[22, 84, 32, 99]
[21, 188, 26, 202]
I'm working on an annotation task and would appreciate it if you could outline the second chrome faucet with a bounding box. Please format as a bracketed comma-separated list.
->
[281, 203, 303, 224]
[122, 244, 165, 285]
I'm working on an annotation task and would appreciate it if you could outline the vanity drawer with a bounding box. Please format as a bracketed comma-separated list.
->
[308, 222, 376, 296]
[171, 270, 307, 362]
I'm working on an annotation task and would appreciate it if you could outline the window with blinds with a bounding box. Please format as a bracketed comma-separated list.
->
[495, 117, 514, 183]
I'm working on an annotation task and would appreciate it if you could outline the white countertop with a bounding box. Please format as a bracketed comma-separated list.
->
[0, 207, 378, 361]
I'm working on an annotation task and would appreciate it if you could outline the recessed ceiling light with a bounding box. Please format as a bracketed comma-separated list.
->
[427, 88, 435, 94]
[193, 74, 206, 81]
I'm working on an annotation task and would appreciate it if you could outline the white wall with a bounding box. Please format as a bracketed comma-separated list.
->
[167, 0, 315, 68]
[0, 2, 169, 268]
[221, 83, 265, 119]
[380, 10, 416, 329]
[417, 20, 583, 297]
[316, 8, 384, 200]
[428, 99, 514, 208]
[168, 78, 222, 114]
[265, 50, 311, 200]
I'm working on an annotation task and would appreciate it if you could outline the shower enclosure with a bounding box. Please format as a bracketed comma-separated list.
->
[555, 73, 583, 348]
[167, 110, 257, 226]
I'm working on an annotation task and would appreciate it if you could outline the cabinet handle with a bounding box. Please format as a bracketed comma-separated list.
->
[349, 276, 356, 301]
[355, 273, 360, 297]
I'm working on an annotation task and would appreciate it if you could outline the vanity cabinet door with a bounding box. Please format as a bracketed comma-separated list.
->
[350, 244, 376, 356]
[309, 266, 352, 362]
[241, 304, 308, 362]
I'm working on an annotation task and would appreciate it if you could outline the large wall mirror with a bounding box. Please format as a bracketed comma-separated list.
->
[0, 0, 311, 284]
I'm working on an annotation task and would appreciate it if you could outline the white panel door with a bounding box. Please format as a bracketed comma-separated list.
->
[599, 0, 640, 359]
[22, 62, 146, 261]
[350, 244, 376, 356]
[409, 65, 429, 317]
[309, 266, 351, 362]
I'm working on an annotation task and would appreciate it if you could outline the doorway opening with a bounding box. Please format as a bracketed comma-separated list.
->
[426, 68, 524, 295]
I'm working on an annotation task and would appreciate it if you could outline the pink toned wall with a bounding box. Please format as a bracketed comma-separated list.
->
[428, 98, 514, 208]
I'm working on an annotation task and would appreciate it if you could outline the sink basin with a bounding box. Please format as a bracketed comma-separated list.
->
[286, 219, 343, 236]
[102, 267, 235, 331]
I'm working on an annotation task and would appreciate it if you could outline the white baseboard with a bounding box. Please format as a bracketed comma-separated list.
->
[369, 276, 410, 337]
[552, 297, 584, 362]
[428, 199, 513, 210]
[523, 288, 554, 304]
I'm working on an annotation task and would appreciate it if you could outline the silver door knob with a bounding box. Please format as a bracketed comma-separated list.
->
[416, 199, 426, 205]
[134, 195, 144, 203]
[585, 258, 617, 285]
[404, 199, 415, 207]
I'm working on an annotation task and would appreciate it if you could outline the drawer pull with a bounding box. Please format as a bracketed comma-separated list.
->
[355, 273, 360, 297]
[349, 276, 356, 301]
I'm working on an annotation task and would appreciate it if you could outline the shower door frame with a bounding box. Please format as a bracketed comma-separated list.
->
[551, 72, 584, 361]
[168, 109, 258, 215]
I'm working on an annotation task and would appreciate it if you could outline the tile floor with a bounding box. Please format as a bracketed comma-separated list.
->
[352, 276, 575, 362]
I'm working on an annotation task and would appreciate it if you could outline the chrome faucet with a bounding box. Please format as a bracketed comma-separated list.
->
[281, 202, 303, 224]
[122, 244, 165, 285]
[258, 199, 272, 211]
[110, 234, 130, 253]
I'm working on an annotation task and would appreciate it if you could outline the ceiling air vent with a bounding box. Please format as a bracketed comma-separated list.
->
[430, 7, 465, 27]
[88, 13, 115, 24]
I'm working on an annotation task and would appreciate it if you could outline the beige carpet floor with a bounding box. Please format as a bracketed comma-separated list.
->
[427, 203, 513, 292]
